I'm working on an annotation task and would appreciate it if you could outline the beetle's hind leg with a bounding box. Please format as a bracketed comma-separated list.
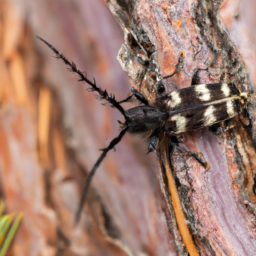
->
[168, 136, 210, 171]
[209, 119, 235, 135]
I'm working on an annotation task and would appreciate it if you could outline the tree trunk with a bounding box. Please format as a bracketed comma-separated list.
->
[1, 0, 256, 255]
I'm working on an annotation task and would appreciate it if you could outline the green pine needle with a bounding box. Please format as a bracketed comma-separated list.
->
[0, 201, 23, 256]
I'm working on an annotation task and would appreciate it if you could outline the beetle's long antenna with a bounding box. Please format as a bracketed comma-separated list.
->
[36, 36, 128, 119]
[37, 36, 130, 223]
[75, 126, 129, 223]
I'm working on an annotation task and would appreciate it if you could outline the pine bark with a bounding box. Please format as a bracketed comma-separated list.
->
[107, 0, 256, 255]
[1, 0, 256, 255]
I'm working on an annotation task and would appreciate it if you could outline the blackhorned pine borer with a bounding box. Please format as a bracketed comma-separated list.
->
[37, 36, 252, 223]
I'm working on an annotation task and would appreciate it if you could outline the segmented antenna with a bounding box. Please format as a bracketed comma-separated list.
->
[75, 126, 128, 223]
[37, 36, 130, 223]
[36, 36, 127, 119]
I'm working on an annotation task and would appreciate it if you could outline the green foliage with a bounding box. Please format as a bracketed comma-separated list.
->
[0, 201, 23, 256]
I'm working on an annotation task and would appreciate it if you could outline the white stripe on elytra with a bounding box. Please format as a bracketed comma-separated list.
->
[195, 84, 211, 101]
[221, 83, 231, 97]
[203, 105, 217, 126]
[167, 91, 181, 108]
[226, 100, 236, 117]
[171, 114, 187, 133]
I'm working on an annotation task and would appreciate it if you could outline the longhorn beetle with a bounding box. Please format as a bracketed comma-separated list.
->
[37, 36, 250, 223]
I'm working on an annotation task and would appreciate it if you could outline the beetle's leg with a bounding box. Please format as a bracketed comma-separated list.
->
[131, 86, 149, 105]
[168, 136, 210, 170]
[163, 65, 181, 79]
[191, 68, 208, 86]
[118, 94, 134, 104]
[208, 123, 223, 135]
[163, 52, 191, 79]
[209, 119, 234, 135]
[147, 132, 159, 153]
[118, 86, 149, 105]
[222, 119, 235, 132]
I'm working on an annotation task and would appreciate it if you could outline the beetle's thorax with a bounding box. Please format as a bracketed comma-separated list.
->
[125, 106, 168, 133]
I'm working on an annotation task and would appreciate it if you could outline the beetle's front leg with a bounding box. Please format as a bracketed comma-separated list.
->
[118, 94, 134, 104]
[131, 86, 149, 105]
[118, 86, 149, 106]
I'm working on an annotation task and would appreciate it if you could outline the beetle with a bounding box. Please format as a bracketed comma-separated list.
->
[37, 36, 250, 222]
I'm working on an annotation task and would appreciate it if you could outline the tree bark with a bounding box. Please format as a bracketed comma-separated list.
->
[1, 0, 256, 256]
[107, 0, 256, 255]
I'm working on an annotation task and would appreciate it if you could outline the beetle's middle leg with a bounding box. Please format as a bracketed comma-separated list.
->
[147, 130, 159, 153]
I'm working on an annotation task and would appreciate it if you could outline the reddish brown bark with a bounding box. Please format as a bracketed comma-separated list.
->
[1, 0, 256, 255]
[107, 0, 256, 255]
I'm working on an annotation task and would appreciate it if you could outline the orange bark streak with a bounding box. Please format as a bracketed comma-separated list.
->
[165, 150, 199, 256]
